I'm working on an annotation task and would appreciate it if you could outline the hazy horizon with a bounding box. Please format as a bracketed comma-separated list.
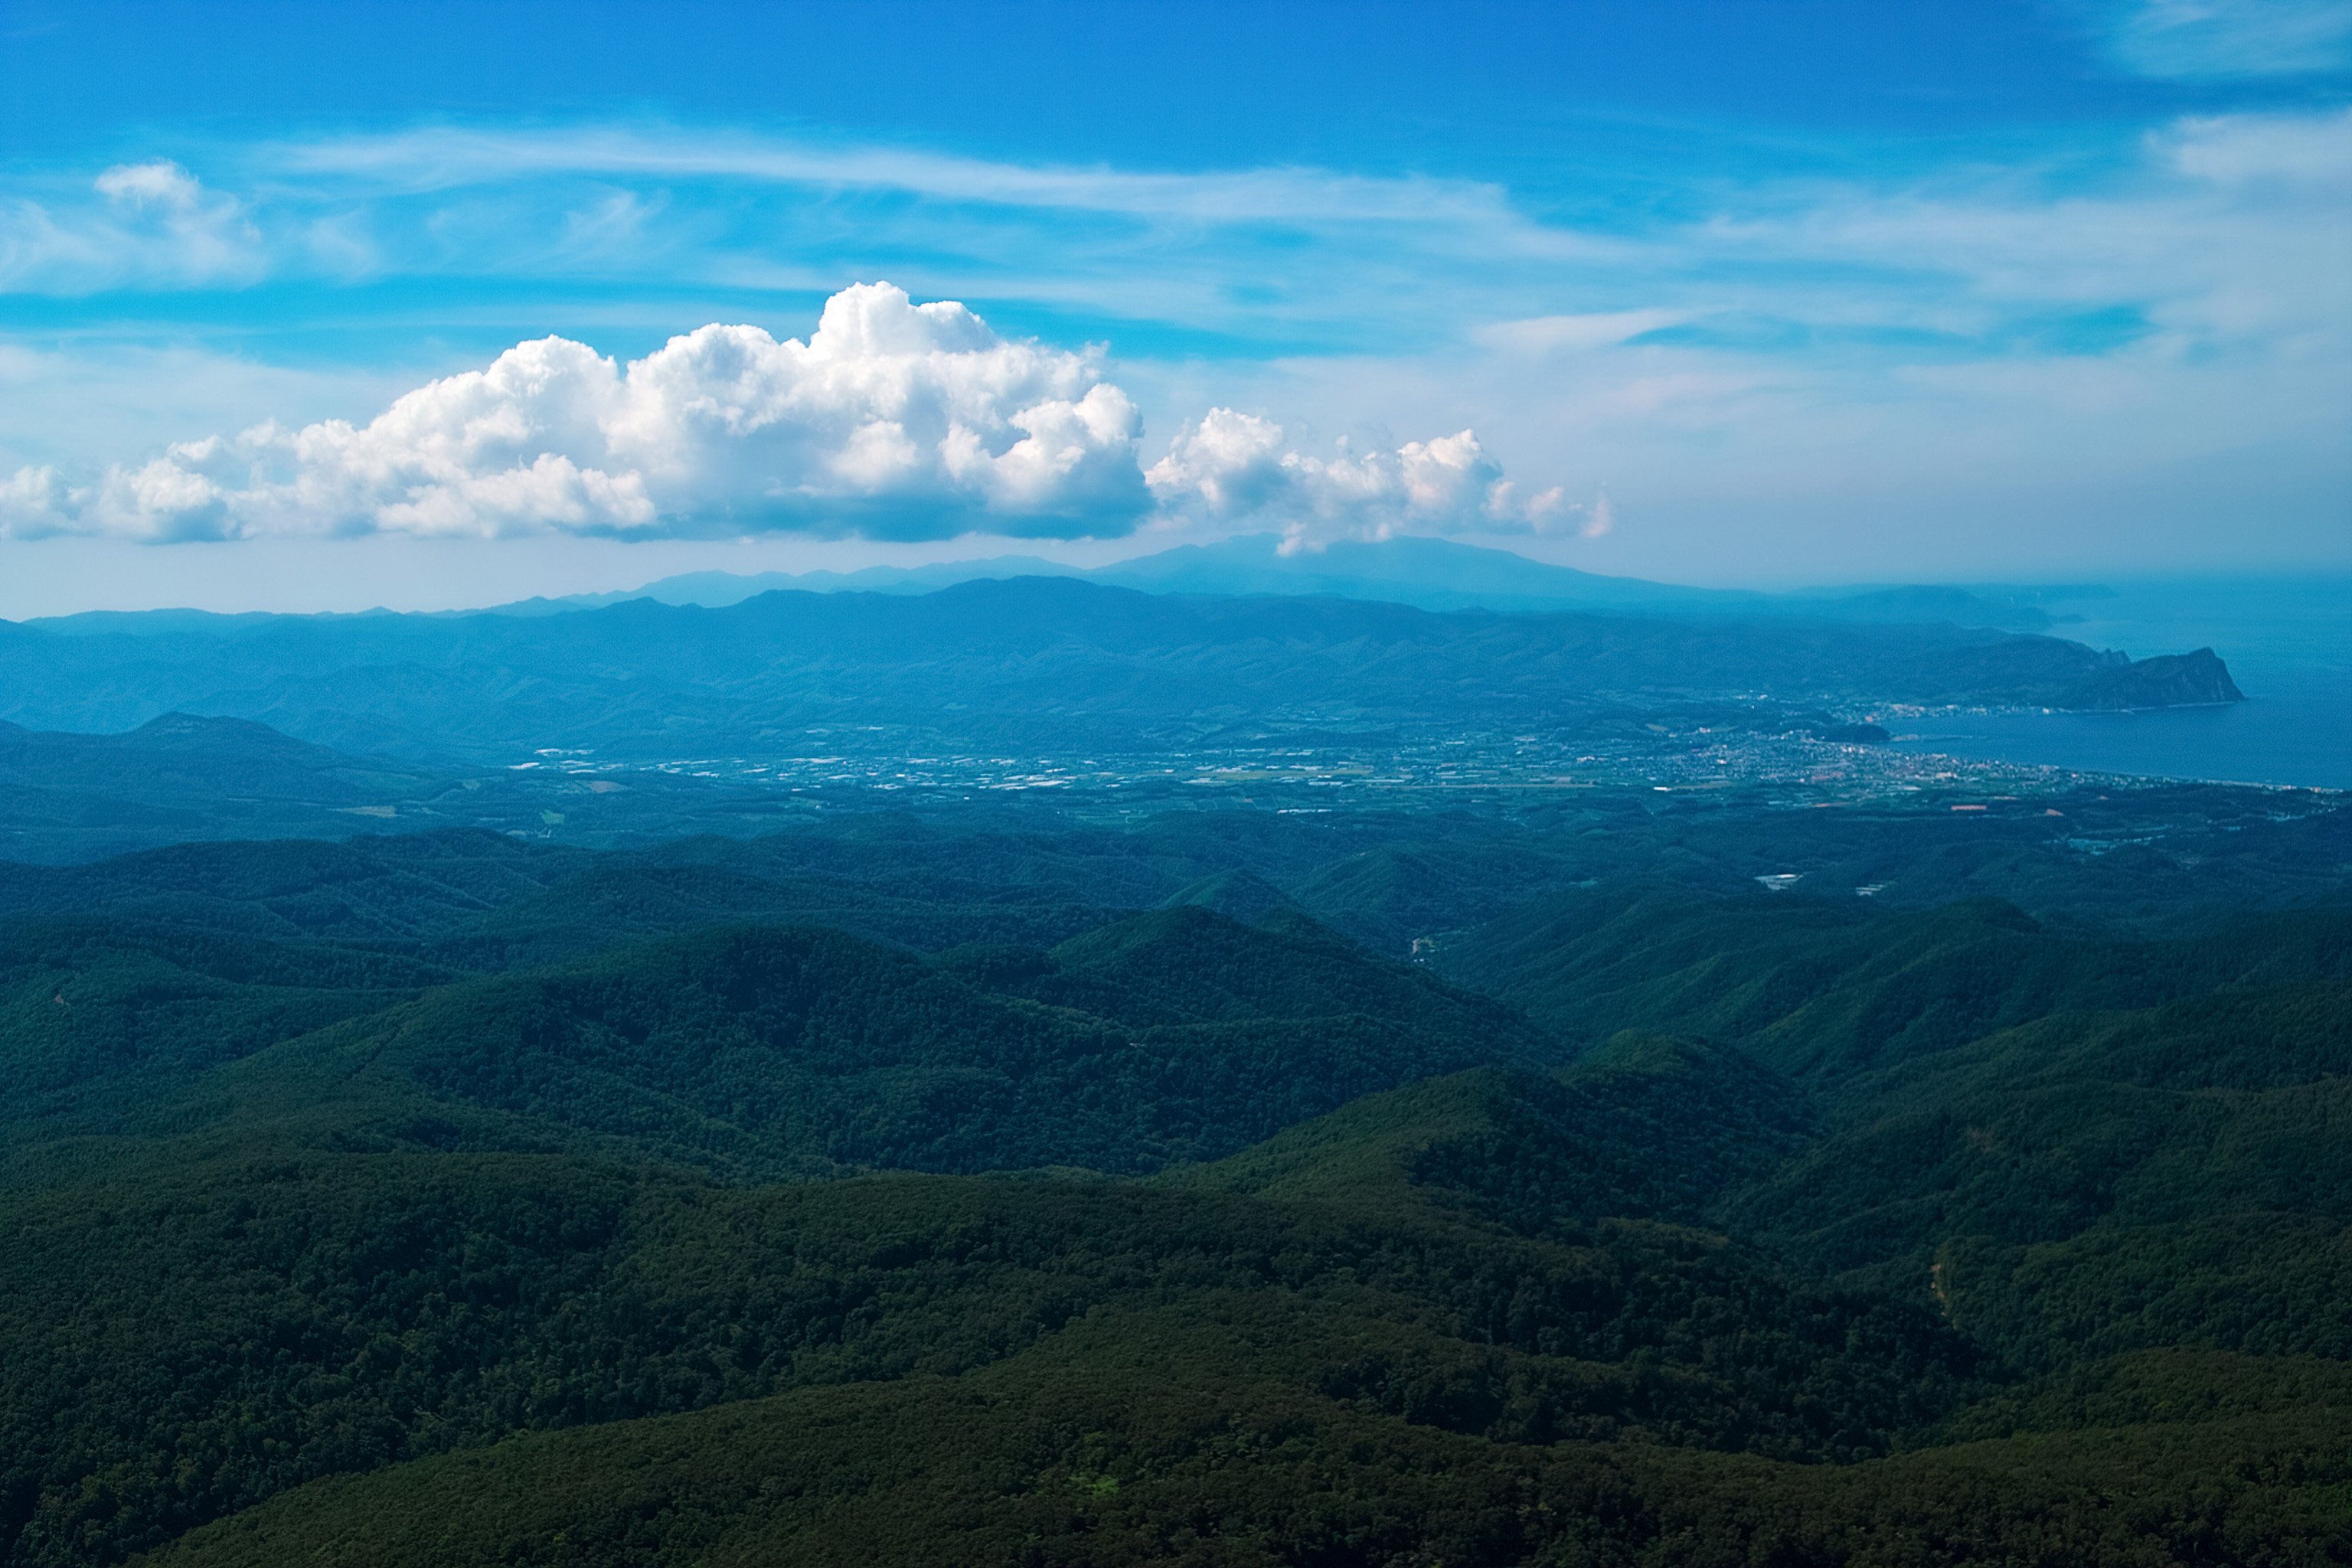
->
[8, 529, 2351, 624]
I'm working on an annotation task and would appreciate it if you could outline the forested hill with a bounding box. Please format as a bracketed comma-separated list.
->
[1, 578, 2234, 762]
[0, 791, 2342, 1564]
[0, 829, 2342, 1563]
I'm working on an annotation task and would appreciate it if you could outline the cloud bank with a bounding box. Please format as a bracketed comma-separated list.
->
[0, 283, 1537, 544]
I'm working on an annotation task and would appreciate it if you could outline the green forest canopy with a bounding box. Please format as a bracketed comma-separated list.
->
[0, 791, 2342, 1566]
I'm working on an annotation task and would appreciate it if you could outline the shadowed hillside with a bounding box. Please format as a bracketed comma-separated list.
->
[0, 792, 2340, 1564]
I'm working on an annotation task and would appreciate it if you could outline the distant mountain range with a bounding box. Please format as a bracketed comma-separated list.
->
[1, 577, 2238, 773]
[481, 534, 2113, 632]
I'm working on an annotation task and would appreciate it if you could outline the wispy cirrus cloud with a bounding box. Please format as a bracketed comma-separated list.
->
[1691, 110, 2352, 349]
[4, 112, 2340, 358]
[0, 123, 1606, 350]
[2089, 0, 2352, 79]
[271, 124, 1530, 226]
[0, 159, 265, 293]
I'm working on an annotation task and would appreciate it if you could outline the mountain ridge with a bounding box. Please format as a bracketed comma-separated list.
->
[0, 577, 2233, 770]
[461, 534, 2105, 631]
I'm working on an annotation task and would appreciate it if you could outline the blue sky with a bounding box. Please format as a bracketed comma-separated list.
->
[1, 0, 2347, 613]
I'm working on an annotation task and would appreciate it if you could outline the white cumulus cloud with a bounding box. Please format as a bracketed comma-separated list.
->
[0, 283, 1168, 541]
[2, 283, 1545, 548]
[1144, 408, 1566, 551]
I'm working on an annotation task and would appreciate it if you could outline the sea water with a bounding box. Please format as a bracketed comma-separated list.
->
[1886, 575, 2351, 790]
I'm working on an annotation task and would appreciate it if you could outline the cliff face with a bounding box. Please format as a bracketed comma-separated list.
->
[2065, 647, 2246, 710]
